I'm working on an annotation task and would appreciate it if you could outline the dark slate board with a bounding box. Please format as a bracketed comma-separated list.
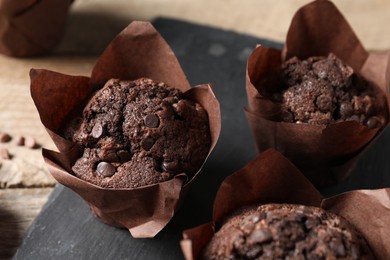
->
[14, 18, 390, 260]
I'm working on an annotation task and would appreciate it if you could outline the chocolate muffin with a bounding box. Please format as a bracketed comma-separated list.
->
[272, 53, 385, 128]
[64, 78, 211, 189]
[202, 203, 373, 259]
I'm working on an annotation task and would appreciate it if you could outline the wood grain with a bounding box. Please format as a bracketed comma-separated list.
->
[0, 188, 53, 259]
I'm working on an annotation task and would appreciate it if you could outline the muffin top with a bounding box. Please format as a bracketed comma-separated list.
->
[201, 203, 373, 260]
[272, 53, 385, 128]
[64, 78, 210, 189]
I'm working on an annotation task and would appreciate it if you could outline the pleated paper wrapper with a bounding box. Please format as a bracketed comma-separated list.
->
[245, 0, 390, 186]
[30, 21, 221, 238]
[0, 0, 72, 57]
[181, 149, 390, 260]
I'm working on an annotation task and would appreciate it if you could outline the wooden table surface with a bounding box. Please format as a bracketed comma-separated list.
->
[1, 0, 389, 258]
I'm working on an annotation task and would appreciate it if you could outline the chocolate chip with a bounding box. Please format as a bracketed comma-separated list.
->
[315, 94, 332, 112]
[144, 114, 159, 128]
[339, 102, 353, 118]
[92, 123, 103, 138]
[103, 150, 118, 162]
[366, 116, 382, 129]
[0, 148, 11, 159]
[247, 229, 272, 244]
[162, 160, 180, 173]
[96, 162, 116, 177]
[141, 137, 155, 151]
[24, 136, 38, 149]
[117, 150, 131, 163]
[347, 114, 360, 122]
[15, 136, 25, 146]
[0, 133, 11, 143]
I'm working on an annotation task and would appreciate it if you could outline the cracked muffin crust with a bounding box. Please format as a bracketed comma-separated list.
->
[272, 53, 385, 128]
[64, 78, 210, 189]
[202, 203, 373, 259]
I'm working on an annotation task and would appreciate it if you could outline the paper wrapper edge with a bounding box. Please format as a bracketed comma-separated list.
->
[245, 0, 390, 186]
[181, 149, 390, 259]
[31, 21, 221, 237]
[322, 189, 390, 259]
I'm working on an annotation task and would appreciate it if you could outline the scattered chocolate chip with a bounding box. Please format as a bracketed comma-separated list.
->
[144, 114, 160, 128]
[339, 102, 353, 118]
[141, 137, 155, 151]
[366, 116, 382, 129]
[24, 136, 38, 149]
[92, 123, 103, 138]
[0, 148, 11, 159]
[117, 150, 131, 163]
[0, 133, 11, 143]
[15, 136, 25, 146]
[162, 160, 180, 173]
[96, 162, 116, 177]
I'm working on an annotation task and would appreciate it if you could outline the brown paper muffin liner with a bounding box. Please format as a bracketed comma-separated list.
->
[245, 0, 390, 186]
[181, 149, 390, 260]
[30, 21, 221, 238]
[0, 0, 72, 57]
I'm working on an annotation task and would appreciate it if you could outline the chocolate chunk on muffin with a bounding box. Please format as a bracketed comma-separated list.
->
[273, 53, 385, 128]
[64, 78, 210, 189]
[202, 203, 373, 259]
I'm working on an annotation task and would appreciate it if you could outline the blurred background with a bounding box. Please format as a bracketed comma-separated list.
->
[0, 0, 389, 258]
[58, 0, 390, 53]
